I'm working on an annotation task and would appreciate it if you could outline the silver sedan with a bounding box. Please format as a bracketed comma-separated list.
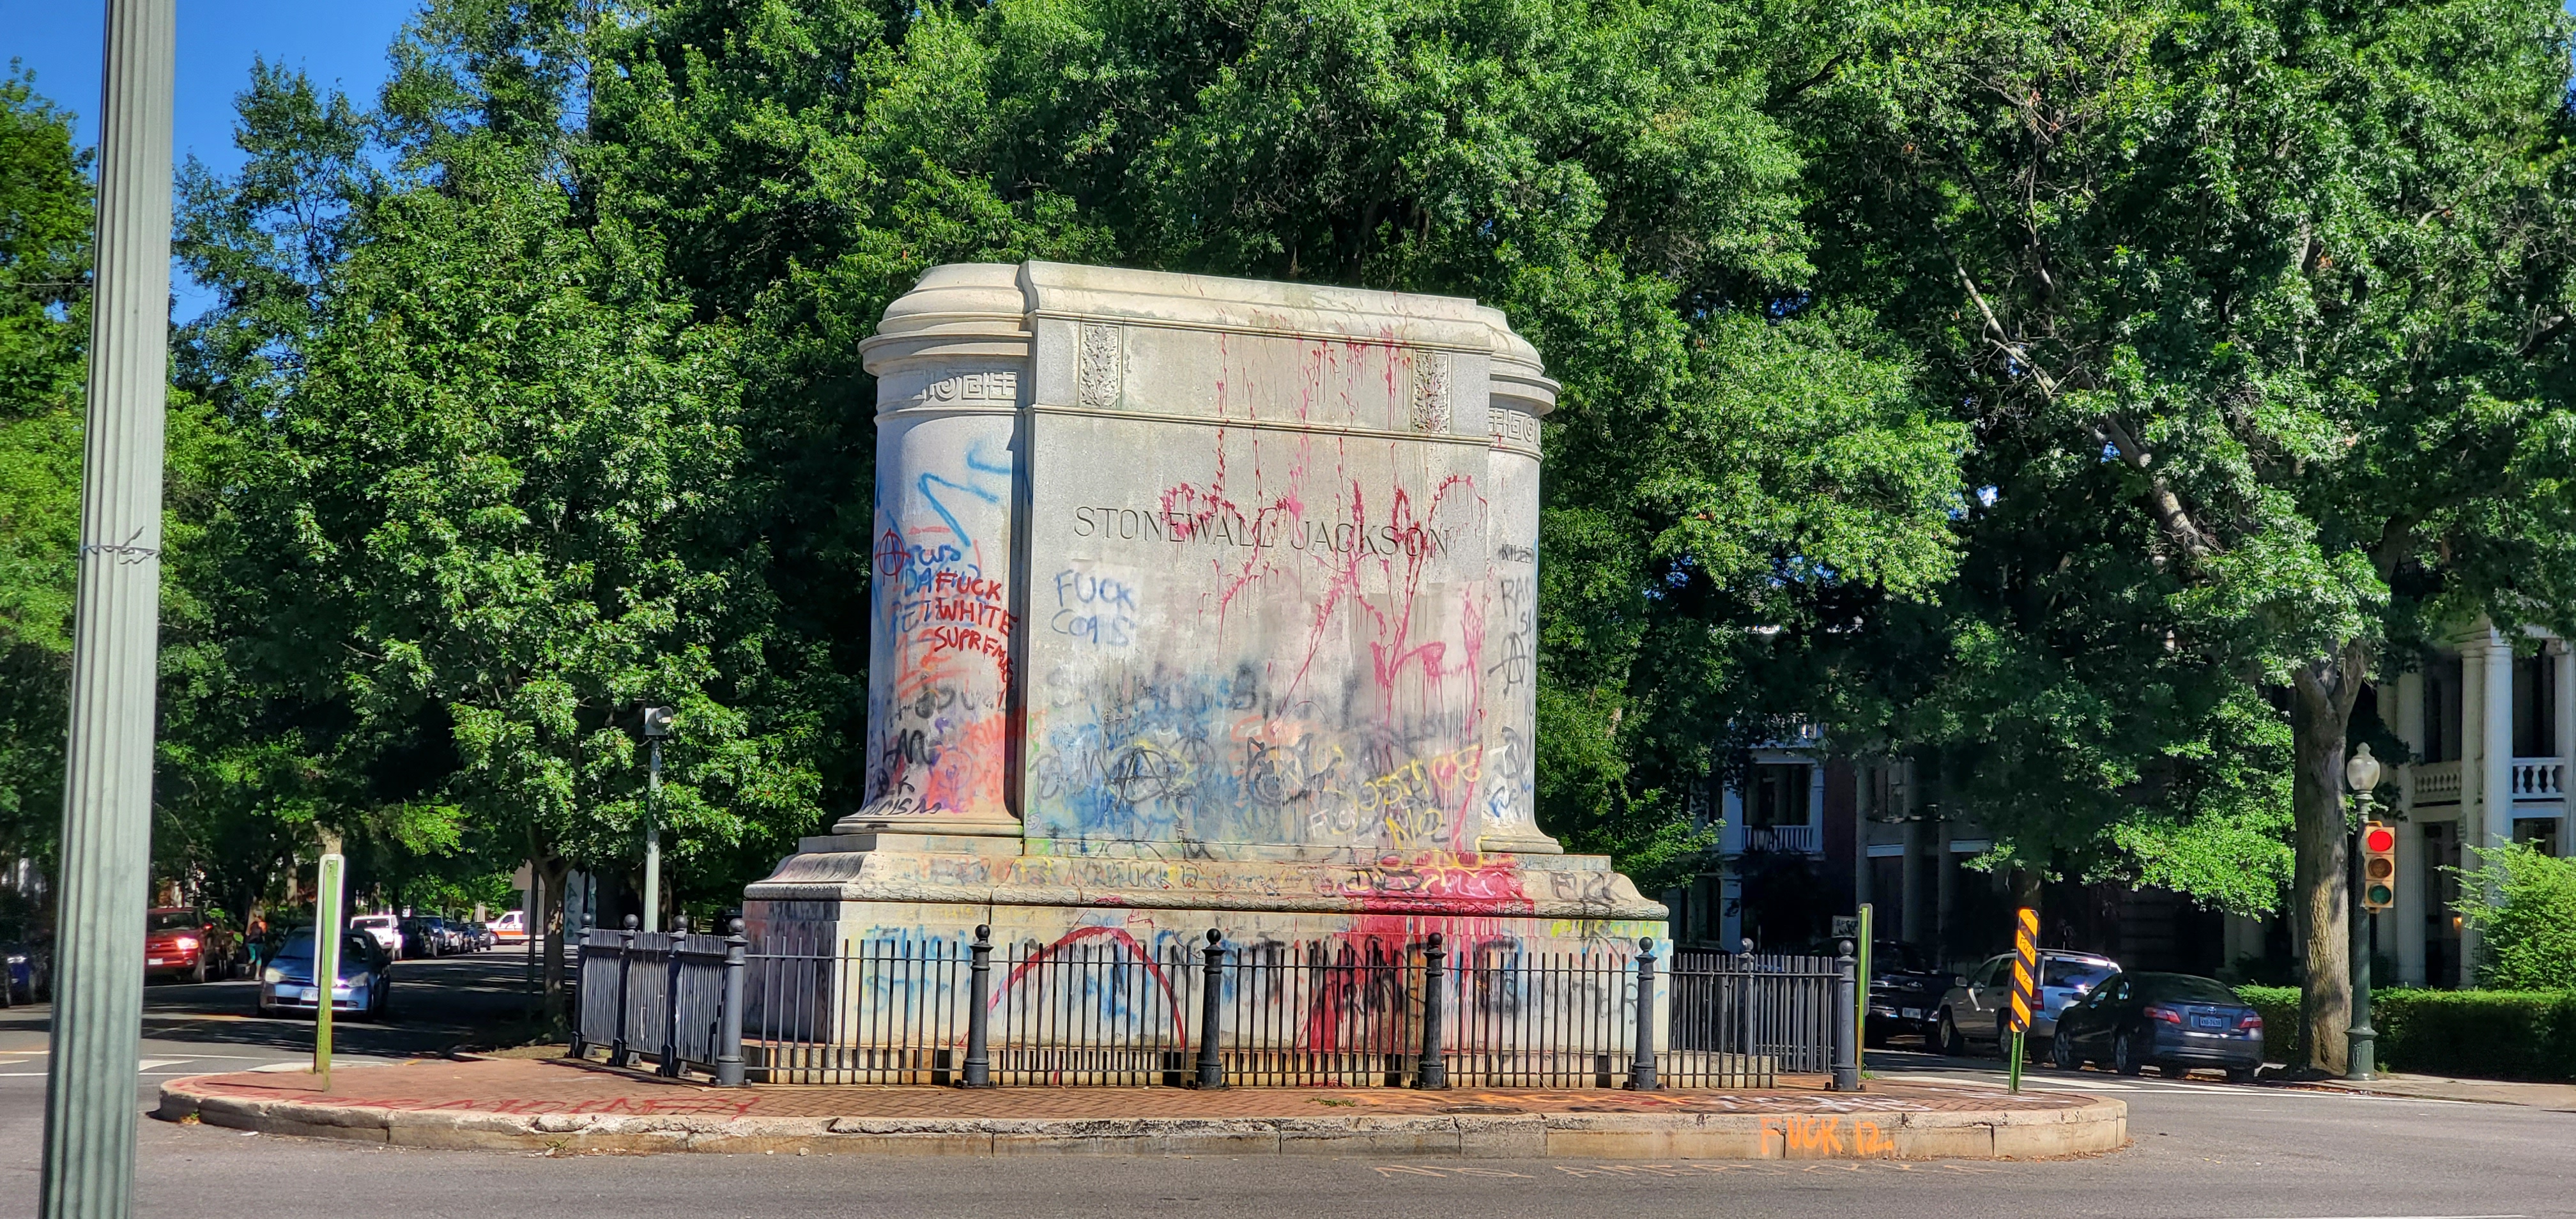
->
[1933, 949, 2119, 1055]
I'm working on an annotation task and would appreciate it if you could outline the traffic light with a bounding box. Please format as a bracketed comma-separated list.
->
[2360, 822, 2398, 910]
[643, 705, 676, 737]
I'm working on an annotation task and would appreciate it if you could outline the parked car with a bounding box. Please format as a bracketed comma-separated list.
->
[398, 917, 442, 958]
[2051, 970, 2263, 1082]
[431, 917, 468, 954]
[1, 940, 49, 1006]
[144, 908, 224, 985]
[1860, 941, 1951, 1045]
[1934, 949, 2120, 1055]
[257, 928, 392, 1020]
[463, 921, 494, 951]
[491, 909, 528, 946]
[350, 914, 402, 960]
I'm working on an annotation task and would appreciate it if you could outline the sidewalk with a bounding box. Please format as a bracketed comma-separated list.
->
[158, 1056, 2126, 1159]
[2297, 1071, 2576, 1112]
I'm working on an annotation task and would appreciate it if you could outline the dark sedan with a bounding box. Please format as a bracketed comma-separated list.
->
[1861, 941, 1949, 1045]
[1, 940, 47, 1006]
[399, 917, 442, 958]
[2051, 970, 2263, 1082]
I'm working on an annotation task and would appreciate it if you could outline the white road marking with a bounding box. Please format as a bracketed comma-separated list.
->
[1867, 1066, 2484, 1104]
[2009, 1074, 2142, 1092]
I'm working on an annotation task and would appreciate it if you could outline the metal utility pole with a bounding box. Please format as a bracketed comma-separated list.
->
[40, 2, 175, 1216]
[641, 707, 673, 931]
[311, 846, 345, 1087]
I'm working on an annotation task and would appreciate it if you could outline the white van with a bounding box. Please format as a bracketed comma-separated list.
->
[492, 910, 529, 945]
[349, 914, 402, 960]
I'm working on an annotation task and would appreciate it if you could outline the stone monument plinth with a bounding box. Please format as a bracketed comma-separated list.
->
[746, 263, 1664, 963]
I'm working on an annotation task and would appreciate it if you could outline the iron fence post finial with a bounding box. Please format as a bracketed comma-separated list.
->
[660, 928, 684, 1078]
[962, 924, 995, 1089]
[1831, 939, 1861, 1092]
[714, 918, 747, 1087]
[1193, 930, 1227, 1090]
[611, 916, 638, 1068]
[1627, 936, 1660, 1092]
[1414, 932, 1449, 1090]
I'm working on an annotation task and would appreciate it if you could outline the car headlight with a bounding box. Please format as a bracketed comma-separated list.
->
[263, 967, 284, 984]
[175, 937, 199, 951]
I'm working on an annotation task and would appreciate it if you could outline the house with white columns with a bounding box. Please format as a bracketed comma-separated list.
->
[2378, 620, 2573, 987]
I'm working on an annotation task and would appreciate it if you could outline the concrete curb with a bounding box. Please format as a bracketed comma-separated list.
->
[158, 1082, 2125, 1160]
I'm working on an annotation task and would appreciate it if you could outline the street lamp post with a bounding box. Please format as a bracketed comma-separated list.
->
[641, 707, 673, 931]
[2345, 742, 2382, 1083]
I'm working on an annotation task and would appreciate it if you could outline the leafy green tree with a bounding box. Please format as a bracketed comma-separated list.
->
[164, 63, 390, 929]
[944, 0, 1966, 873]
[0, 66, 90, 886]
[1792, 0, 2576, 1068]
[2455, 841, 2576, 991]
[171, 40, 834, 1009]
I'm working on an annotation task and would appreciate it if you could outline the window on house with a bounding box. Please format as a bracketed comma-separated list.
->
[1746, 763, 1813, 829]
[2513, 656, 2554, 758]
[1867, 762, 1903, 820]
[2423, 659, 2465, 763]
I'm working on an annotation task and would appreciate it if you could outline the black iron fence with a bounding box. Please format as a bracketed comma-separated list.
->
[1669, 950, 1843, 1075]
[571, 920, 746, 1085]
[572, 923, 1855, 1092]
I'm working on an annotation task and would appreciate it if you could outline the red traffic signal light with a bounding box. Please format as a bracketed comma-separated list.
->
[2360, 822, 2398, 910]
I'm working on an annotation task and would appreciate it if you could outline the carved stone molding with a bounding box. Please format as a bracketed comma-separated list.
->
[1490, 406, 1542, 454]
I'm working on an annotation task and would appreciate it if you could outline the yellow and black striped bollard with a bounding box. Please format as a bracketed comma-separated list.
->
[2007, 907, 2037, 1093]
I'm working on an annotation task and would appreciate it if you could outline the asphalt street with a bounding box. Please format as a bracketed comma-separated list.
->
[3, 962, 2571, 1219]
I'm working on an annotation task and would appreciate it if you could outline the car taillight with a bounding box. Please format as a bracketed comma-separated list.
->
[174, 937, 197, 951]
[2237, 1012, 2263, 1031]
[2145, 1004, 2184, 1025]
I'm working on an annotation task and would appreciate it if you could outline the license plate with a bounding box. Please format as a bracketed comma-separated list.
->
[146, 958, 163, 966]
[2193, 1015, 2225, 1030]
[295, 986, 318, 1002]
[1902, 1008, 1923, 1020]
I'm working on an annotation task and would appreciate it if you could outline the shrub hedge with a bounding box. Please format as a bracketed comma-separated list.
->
[2232, 985, 2576, 1080]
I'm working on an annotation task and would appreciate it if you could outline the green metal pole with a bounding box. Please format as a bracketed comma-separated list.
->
[1855, 904, 1874, 1077]
[312, 853, 344, 1087]
[40, 3, 175, 1215]
[2007, 1029, 2025, 1094]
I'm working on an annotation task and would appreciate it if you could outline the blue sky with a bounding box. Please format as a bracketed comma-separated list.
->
[3, 0, 415, 314]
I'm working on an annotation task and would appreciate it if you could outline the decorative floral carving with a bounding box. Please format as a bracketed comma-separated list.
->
[1078, 323, 1123, 410]
[1411, 351, 1453, 433]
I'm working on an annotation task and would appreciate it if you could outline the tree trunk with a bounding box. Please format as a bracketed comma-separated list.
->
[539, 854, 572, 1025]
[2010, 867, 2043, 919]
[2289, 642, 2370, 1075]
[523, 860, 542, 997]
